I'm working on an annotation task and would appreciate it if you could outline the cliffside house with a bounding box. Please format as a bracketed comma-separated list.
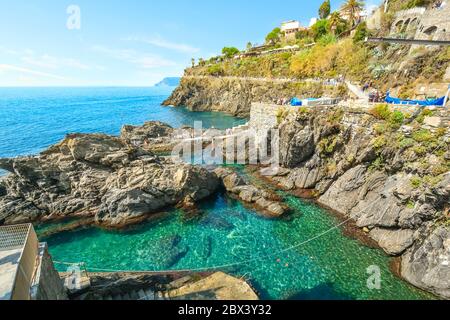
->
[281, 20, 307, 40]
[0, 223, 67, 300]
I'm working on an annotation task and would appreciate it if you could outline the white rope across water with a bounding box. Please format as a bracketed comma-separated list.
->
[53, 195, 382, 274]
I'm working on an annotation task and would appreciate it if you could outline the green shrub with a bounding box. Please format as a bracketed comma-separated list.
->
[318, 136, 339, 155]
[374, 123, 388, 135]
[399, 138, 415, 149]
[317, 34, 337, 46]
[266, 27, 281, 44]
[353, 22, 369, 43]
[222, 47, 240, 59]
[372, 135, 387, 149]
[402, 0, 433, 10]
[412, 145, 427, 156]
[369, 156, 385, 172]
[369, 104, 391, 120]
[276, 107, 290, 124]
[311, 19, 330, 41]
[389, 110, 405, 128]
[412, 129, 433, 143]
[410, 176, 423, 189]
[406, 201, 415, 209]
[436, 127, 447, 138]
[207, 64, 224, 76]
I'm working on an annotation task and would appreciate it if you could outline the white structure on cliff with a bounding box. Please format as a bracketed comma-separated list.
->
[281, 20, 307, 40]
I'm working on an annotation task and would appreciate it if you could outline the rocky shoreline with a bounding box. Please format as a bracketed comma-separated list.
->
[251, 104, 449, 299]
[0, 122, 219, 228]
[1, 104, 449, 298]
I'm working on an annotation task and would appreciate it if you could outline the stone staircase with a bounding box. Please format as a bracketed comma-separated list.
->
[103, 288, 164, 301]
[345, 81, 369, 102]
[92, 275, 195, 301]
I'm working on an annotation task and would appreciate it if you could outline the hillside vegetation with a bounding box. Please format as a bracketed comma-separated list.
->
[186, 0, 449, 97]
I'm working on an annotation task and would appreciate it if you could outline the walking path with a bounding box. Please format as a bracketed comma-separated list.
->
[184, 75, 342, 86]
[345, 81, 369, 101]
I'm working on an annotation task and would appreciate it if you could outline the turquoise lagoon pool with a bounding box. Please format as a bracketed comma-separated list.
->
[37, 192, 433, 300]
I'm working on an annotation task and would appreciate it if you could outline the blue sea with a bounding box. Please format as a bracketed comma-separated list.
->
[0, 87, 245, 159]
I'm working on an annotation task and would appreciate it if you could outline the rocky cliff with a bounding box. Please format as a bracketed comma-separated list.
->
[0, 122, 219, 227]
[163, 77, 347, 117]
[259, 104, 449, 298]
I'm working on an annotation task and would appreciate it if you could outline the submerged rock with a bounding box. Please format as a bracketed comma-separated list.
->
[0, 123, 219, 227]
[214, 167, 288, 218]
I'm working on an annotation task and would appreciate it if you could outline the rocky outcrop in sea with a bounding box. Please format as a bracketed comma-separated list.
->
[0, 122, 219, 227]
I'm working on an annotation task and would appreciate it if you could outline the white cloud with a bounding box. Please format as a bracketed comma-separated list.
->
[92, 45, 176, 69]
[124, 35, 200, 54]
[1, 47, 97, 71]
[0, 64, 70, 80]
[21, 54, 91, 70]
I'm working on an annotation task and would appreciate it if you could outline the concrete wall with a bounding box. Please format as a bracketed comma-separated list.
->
[30, 243, 68, 300]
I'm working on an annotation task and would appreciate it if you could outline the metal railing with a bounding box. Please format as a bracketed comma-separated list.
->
[0, 224, 39, 300]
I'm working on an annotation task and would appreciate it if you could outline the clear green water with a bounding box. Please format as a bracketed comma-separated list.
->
[37, 192, 433, 300]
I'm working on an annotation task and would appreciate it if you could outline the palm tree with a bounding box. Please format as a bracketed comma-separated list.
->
[328, 11, 342, 35]
[341, 0, 365, 27]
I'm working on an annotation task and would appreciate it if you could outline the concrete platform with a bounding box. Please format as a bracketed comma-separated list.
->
[0, 248, 22, 300]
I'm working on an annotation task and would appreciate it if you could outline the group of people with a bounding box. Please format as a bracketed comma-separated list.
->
[362, 81, 385, 103]
[368, 90, 385, 103]
[433, 0, 446, 9]
[275, 97, 292, 105]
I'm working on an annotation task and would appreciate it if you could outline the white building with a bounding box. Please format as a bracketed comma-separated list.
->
[281, 20, 306, 40]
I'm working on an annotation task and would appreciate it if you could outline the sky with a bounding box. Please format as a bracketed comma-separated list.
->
[0, 0, 381, 87]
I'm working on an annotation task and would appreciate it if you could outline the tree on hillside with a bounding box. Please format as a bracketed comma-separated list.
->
[222, 47, 240, 59]
[319, 0, 331, 19]
[353, 21, 369, 43]
[265, 27, 281, 44]
[328, 11, 345, 35]
[246, 42, 253, 51]
[191, 58, 195, 68]
[311, 19, 330, 41]
[341, 0, 365, 27]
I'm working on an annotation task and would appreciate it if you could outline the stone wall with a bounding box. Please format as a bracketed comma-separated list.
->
[249, 103, 295, 132]
[391, 5, 450, 41]
[30, 243, 68, 300]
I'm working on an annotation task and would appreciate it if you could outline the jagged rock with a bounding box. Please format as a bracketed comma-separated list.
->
[279, 121, 315, 168]
[423, 117, 442, 128]
[255, 198, 286, 218]
[0, 123, 219, 227]
[120, 121, 175, 150]
[369, 228, 416, 256]
[214, 167, 287, 218]
[402, 226, 450, 299]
